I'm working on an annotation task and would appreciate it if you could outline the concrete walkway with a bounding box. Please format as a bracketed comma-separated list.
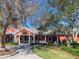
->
[0, 44, 42, 59]
[4, 53, 42, 59]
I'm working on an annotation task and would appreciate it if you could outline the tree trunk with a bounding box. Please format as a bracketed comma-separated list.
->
[0, 22, 6, 49]
[66, 37, 72, 47]
[72, 31, 78, 42]
[1, 35, 5, 49]
[0, 25, 6, 49]
[75, 32, 78, 42]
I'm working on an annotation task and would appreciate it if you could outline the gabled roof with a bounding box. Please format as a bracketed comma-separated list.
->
[6, 25, 35, 35]
[15, 27, 33, 35]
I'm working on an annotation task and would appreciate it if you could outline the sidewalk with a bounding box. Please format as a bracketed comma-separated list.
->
[5, 53, 42, 59]
[0, 44, 42, 59]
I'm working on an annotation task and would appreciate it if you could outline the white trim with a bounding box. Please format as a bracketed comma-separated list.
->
[6, 32, 14, 35]
[14, 27, 33, 35]
[6, 25, 34, 35]
[14, 28, 24, 34]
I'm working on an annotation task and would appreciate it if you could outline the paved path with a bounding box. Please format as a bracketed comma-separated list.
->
[0, 44, 42, 59]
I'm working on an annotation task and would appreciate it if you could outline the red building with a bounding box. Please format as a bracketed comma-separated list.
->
[6, 25, 79, 45]
[6, 25, 35, 44]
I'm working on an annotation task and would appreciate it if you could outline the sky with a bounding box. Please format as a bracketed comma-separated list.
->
[21, 0, 59, 29]
[1, 0, 69, 30]
[21, 0, 79, 30]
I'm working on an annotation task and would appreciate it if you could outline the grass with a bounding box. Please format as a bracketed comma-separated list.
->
[61, 46, 79, 56]
[32, 46, 75, 59]
[5, 42, 18, 46]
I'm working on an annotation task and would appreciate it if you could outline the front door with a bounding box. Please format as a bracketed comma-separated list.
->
[24, 36, 29, 43]
[20, 35, 29, 43]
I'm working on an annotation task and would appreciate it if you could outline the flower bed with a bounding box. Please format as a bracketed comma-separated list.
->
[0, 49, 15, 56]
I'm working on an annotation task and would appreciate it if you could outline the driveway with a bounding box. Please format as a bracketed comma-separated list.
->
[1, 44, 42, 59]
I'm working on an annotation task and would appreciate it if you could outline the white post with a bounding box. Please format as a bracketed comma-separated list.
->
[18, 35, 20, 45]
[14, 35, 16, 43]
[29, 35, 30, 45]
[45, 35, 47, 43]
[33, 35, 35, 44]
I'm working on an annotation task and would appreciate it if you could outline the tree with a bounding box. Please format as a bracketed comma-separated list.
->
[47, 0, 79, 47]
[0, 0, 14, 49]
[0, 0, 37, 49]
[14, 0, 37, 20]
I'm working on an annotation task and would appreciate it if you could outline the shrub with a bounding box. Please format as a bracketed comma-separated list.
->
[71, 41, 79, 48]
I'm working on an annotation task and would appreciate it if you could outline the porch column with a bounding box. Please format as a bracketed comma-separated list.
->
[18, 35, 20, 45]
[29, 35, 30, 45]
[45, 35, 47, 43]
[57, 35, 59, 42]
[14, 35, 16, 43]
[33, 35, 35, 44]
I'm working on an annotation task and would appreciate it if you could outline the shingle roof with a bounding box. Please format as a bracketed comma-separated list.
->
[6, 25, 31, 34]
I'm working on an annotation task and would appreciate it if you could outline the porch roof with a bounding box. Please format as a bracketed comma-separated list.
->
[6, 25, 35, 35]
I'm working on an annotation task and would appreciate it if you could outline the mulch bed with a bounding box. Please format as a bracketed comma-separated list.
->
[75, 57, 79, 59]
[0, 49, 15, 56]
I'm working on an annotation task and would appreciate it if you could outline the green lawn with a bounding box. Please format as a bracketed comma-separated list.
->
[32, 47, 75, 59]
[61, 46, 79, 56]
[5, 42, 18, 46]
